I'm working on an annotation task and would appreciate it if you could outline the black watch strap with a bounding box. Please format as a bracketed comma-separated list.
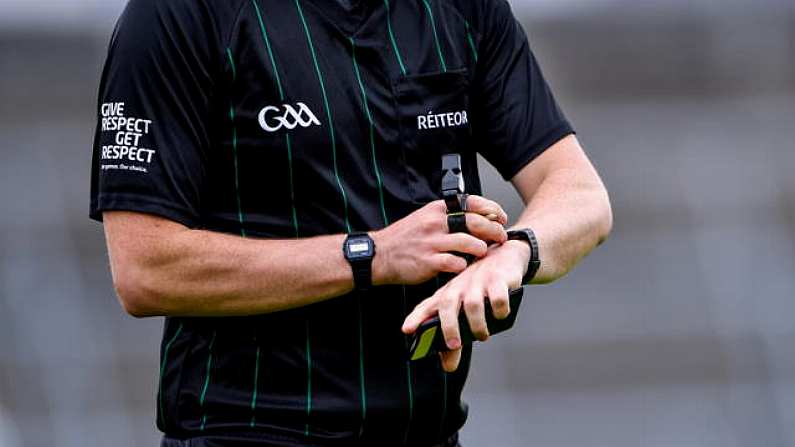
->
[506, 228, 540, 284]
[350, 259, 372, 291]
[343, 232, 374, 292]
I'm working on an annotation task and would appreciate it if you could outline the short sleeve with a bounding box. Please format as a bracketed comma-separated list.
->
[471, 0, 574, 181]
[89, 0, 219, 227]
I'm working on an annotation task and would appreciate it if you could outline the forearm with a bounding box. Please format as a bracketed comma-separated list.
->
[511, 165, 612, 283]
[106, 212, 358, 317]
[105, 197, 506, 318]
[502, 136, 612, 283]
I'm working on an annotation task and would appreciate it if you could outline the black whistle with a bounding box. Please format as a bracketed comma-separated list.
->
[441, 153, 466, 214]
[441, 155, 470, 264]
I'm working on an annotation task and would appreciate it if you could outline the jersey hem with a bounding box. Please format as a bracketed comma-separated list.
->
[161, 430, 461, 447]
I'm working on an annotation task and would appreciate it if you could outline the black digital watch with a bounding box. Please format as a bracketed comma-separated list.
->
[506, 228, 541, 284]
[343, 232, 375, 291]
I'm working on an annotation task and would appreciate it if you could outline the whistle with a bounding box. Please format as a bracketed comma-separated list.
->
[441, 153, 466, 214]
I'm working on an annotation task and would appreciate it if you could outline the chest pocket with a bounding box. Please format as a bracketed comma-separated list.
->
[393, 69, 472, 204]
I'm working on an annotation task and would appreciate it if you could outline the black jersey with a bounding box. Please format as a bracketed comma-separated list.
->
[89, 0, 572, 445]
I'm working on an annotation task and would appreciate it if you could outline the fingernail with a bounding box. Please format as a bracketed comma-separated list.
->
[447, 338, 461, 349]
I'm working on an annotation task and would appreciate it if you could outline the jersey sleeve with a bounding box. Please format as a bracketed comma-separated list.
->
[471, 0, 574, 181]
[89, 0, 220, 227]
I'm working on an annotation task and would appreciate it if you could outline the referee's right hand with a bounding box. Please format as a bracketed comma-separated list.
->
[371, 196, 508, 286]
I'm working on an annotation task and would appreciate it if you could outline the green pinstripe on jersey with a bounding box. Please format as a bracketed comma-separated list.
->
[286, 134, 299, 236]
[348, 35, 374, 435]
[295, 0, 352, 234]
[305, 320, 312, 436]
[438, 370, 448, 440]
[251, 0, 311, 436]
[158, 322, 184, 428]
[252, 0, 283, 98]
[226, 49, 247, 238]
[199, 331, 217, 431]
[421, 0, 447, 72]
[433, 275, 447, 440]
[401, 286, 414, 444]
[350, 38, 388, 227]
[251, 0, 299, 237]
[250, 343, 261, 427]
[464, 20, 478, 62]
[356, 297, 367, 434]
[383, 0, 407, 76]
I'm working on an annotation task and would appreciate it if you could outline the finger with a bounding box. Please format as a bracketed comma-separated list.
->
[435, 233, 488, 258]
[433, 253, 468, 275]
[402, 296, 438, 334]
[464, 195, 508, 225]
[465, 213, 508, 243]
[438, 289, 462, 350]
[463, 288, 489, 341]
[429, 199, 447, 213]
[487, 280, 511, 320]
[440, 348, 462, 372]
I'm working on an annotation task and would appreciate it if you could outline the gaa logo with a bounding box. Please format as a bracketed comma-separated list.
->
[258, 102, 321, 132]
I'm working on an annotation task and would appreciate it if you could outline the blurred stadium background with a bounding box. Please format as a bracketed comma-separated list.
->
[1, 0, 794, 445]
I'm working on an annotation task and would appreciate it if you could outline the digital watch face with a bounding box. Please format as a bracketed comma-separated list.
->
[345, 237, 374, 259]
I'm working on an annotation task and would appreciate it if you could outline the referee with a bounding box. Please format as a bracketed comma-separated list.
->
[90, 0, 612, 445]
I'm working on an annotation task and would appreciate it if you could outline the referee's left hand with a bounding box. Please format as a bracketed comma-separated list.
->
[401, 238, 531, 372]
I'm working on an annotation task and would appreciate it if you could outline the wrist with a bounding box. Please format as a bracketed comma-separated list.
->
[503, 239, 531, 270]
[506, 228, 541, 284]
[342, 232, 377, 291]
[370, 229, 392, 286]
